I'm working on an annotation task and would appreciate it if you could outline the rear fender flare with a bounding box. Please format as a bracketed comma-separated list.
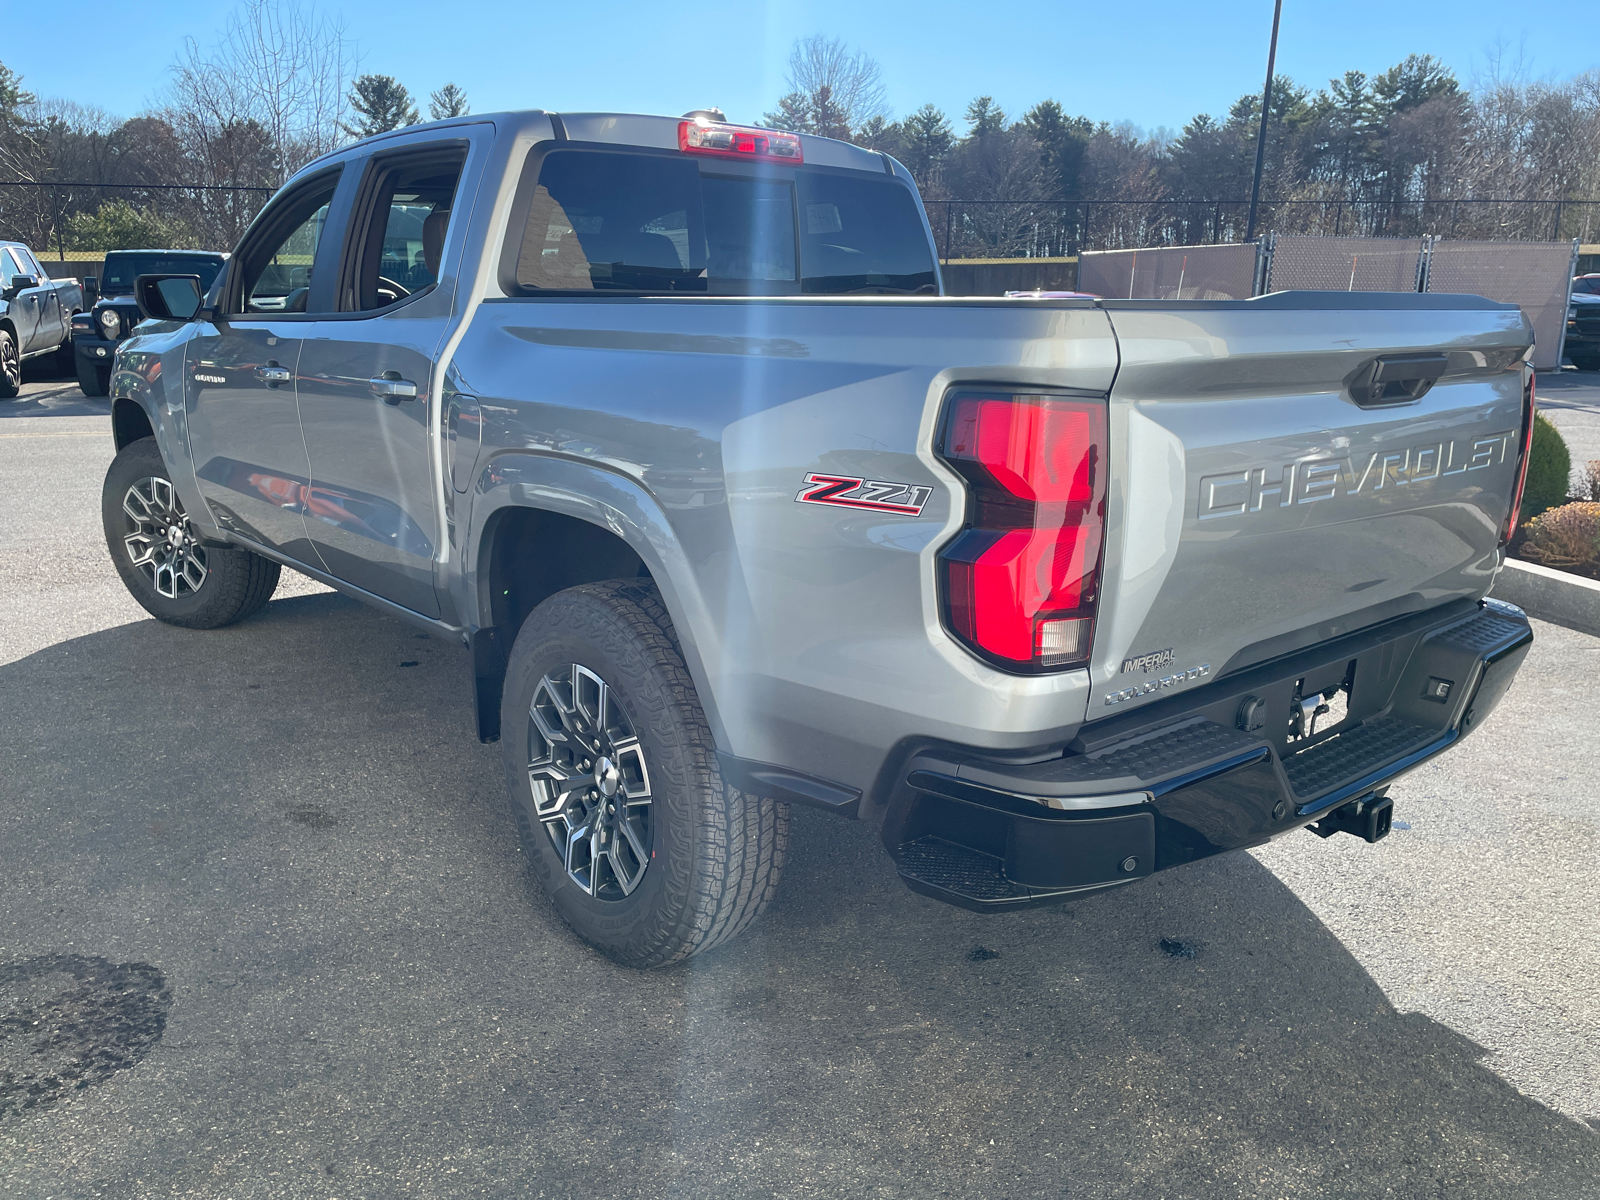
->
[463, 450, 749, 751]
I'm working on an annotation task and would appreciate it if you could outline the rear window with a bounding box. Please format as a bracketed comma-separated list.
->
[510, 148, 935, 296]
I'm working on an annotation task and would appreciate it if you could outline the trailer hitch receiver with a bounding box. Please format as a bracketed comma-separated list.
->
[1308, 790, 1393, 844]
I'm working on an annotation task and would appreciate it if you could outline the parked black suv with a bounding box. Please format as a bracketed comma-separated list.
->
[71, 249, 226, 395]
[1565, 274, 1600, 372]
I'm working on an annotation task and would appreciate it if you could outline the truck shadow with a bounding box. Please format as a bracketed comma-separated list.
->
[4, 355, 110, 418]
[1, 591, 1595, 1199]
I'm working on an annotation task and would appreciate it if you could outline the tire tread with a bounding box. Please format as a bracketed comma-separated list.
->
[503, 578, 789, 967]
[103, 437, 280, 629]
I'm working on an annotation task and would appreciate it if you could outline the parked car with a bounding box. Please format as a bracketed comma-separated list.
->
[102, 110, 1537, 967]
[0, 240, 82, 398]
[70, 249, 227, 395]
[1565, 273, 1600, 370]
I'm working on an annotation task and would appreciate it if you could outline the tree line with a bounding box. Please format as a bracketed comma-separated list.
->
[5, 12, 1600, 258]
[767, 35, 1600, 256]
[0, 0, 466, 254]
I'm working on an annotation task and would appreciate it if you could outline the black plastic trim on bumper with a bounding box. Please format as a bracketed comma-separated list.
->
[717, 752, 862, 816]
[888, 599, 1533, 911]
[74, 335, 118, 360]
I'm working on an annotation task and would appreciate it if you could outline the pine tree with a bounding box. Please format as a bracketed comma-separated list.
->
[899, 104, 954, 182]
[341, 75, 420, 139]
[964, 96, 1007, 139]
[762, 92, 810, 132]
[429, 83, 469, 121]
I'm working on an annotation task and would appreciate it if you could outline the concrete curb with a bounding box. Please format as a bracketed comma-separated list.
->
[1491, 558, 1600, 637]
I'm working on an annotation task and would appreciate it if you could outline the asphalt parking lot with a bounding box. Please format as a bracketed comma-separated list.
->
[2, 360, 1598, 1200]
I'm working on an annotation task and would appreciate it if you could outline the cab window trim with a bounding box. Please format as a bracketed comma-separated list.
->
[334, 139, 470, 318]
[224, 165, 349, 321]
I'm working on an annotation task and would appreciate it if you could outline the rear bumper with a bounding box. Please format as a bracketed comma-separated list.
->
[885, 598, 1532, 911]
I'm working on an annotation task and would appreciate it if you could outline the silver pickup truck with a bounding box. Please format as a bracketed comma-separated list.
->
[105, 111, 1536, 967]
[1, 240, 82, 397]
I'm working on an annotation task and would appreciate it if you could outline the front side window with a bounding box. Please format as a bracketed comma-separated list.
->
[239, 173, 340, 314]
[510, 148, 935, 297]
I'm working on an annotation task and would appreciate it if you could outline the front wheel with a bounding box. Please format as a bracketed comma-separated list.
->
[1570, 355, 1600, 372]
[501, 579, 789, 968]
[102, 438, 281, 628]
[0, 328, 19, 399]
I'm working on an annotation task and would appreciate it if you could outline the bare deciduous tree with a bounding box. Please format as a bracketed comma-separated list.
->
[170, 0, 358, 184]
[763, 35, 888, 140]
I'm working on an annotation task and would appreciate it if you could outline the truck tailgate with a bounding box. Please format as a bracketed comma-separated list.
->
[1090, 293, 1532, 719]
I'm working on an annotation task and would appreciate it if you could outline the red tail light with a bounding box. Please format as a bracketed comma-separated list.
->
[678, 120, 803, 163]
[937, 391, 1108, 672]
[1503, 367, 1536, 545]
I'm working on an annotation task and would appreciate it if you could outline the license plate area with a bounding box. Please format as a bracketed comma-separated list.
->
[1286, 659, 1356, 748]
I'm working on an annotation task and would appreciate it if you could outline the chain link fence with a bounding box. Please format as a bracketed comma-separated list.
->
[1078, 243, 1260, 300]
[1266, 236, 1427, 293]
[1070, 234, 1577, 370]
[1425, 239, 1581, 371]
[921, 198, 1600, 260]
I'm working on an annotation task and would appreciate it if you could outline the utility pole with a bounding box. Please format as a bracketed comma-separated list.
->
[1244, 0, 1283, 244]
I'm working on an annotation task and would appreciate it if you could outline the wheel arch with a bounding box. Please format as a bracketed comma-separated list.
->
[112, 396, 155, 450]
[463, 455, 741, 751]
[479, 504, 652, 642]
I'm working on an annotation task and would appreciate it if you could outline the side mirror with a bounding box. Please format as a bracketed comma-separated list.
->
[3, 274, 38, 300]
[83, 275, 99, 307]
[134, 274, 204, 322]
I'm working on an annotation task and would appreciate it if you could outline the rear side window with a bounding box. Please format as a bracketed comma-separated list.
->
[510, 148, 934, 296]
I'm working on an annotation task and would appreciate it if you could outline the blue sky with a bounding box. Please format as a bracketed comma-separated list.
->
[5, 0, 1593, 134]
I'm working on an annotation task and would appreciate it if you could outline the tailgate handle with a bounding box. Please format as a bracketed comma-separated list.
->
[1349, 353, 1448, 407]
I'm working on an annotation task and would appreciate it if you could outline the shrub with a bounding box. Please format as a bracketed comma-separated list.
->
[1519, 501, 1600, 574]
[65, 200, 195, 252]
[1582, 459, 1600, 502]
[1519, 414, 1571, 522]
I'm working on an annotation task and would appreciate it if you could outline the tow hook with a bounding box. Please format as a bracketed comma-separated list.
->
[1309, 789, 1393, 843]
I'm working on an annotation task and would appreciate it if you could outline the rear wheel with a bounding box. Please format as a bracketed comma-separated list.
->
[102, 438, 280, 629]
[76, 349, 109, 396]
[501, 579, 789, 968]
[0, 329, 19, 399]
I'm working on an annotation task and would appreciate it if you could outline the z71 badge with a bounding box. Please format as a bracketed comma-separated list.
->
[795, 473, 933, 516]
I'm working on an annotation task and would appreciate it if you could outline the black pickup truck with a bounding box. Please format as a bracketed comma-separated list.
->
[1565, 274, 1600, 371]
[70, 249, 226, 395]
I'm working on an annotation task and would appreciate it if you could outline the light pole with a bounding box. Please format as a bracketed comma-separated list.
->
[1244, 0, 1284, 244]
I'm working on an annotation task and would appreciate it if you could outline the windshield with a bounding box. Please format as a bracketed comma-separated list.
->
[100, 254, 225, 296]
[1572, 277, 1600, 295]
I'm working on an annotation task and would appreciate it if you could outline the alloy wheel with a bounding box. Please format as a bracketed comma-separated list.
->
[1, 335, 18, 393]
[122, 477, 208, 599]
[526, 664, 653, 899]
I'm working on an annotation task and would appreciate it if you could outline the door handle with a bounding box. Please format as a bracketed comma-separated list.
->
[258, 362, 292, 386]
[370, 374, 419, 404]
